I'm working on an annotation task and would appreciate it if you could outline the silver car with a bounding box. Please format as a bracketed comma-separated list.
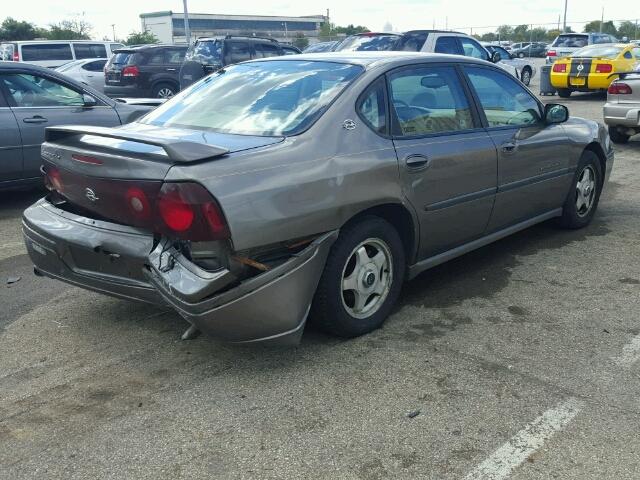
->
[23, 52, 614, 345]
[483, 44, 537, 86]
[603, 72, 640, 143]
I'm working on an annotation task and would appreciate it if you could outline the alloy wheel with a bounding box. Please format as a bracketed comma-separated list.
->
[157, 88, 175, 98]
[575, 166, 596, 217]
[341, 238, 393, 319]
[522, 70, 531, 85]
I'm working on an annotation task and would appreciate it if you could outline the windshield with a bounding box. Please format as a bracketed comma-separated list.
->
[185, 40, 222, 64]
[141, 60, 363, 136]
[572, 45, 623, 58]
[552, 35, 588, 48]
[334, 34, 400, 52]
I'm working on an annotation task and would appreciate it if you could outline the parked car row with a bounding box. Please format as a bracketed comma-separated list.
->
[0, 40, 124, 68]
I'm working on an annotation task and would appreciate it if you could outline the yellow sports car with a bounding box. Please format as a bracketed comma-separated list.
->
[550, 43, 640, 97]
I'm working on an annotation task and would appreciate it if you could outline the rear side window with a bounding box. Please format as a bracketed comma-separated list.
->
[166, 48, 186, 64]
[552, 35, 588, 48]
[394, 32, 428, 52]
[435, 37, 460, 55]
[185, 40, 222, 64]
[357, 77, 387, 134]
[73, 43, 107, 59]
[147, 49, 166, 65]
[225, 42, 252, 64]
[254, 43, 281, 58]
[334, 34, 400, 52]
[81, 59, 107, 71]
[389, 65, 474, 136]
[22, 44, 73, 61]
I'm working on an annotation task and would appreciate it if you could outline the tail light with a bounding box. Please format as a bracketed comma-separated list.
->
[122, 65, 139, 77]
[12, 50, 19, 61]
[595, 63, 612, 74]
[547, 50, 557, 57]
[553, 63, 567, 73]
[156, 182, 229, 241]
[43, 165, 63, 192]
[608, 83, 632, 94]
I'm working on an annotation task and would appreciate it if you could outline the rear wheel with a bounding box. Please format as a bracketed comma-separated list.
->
[152, 83, 177, 98]
[518, 52, 525, 58]
[557, 88, 572, 98]
[557, 151, 602, 229]
[521, 67, 532, 86]
[608, 126, 630, 144]
[311, 216, 405, 338]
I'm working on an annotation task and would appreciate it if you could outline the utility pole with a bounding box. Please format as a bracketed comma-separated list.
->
[445, 16, 448, 31]
[562, 0, 568, 32]
[111, 24, 116, 42]
[326, 8, 331, 40]
[182, 0, 191, 45]
[599, 7, 604, 33]
[282, 22, 288, 41]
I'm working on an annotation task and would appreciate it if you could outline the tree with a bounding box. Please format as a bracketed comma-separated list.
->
[513, 24, 530, 42]
[124, 30, 159, 46]
[293, 32, 309, 50]
[480, 32, 497, 42]
[530, 27, 548, 41]
[319, 22, 369, 41]
[496, 25, 514, 40]
[583, 20, 617, 36]
[46, 19, 92, 40]
[617, 20, 637, 39]
[0, 17, 38, 41]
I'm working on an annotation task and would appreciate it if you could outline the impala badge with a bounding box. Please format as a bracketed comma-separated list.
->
[343, 119, 357, 130]
[85, 188, 99, 202]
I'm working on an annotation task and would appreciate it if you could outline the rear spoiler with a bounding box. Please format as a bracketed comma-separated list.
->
[45, 125, 229, 162]
[607, 71, 640, 80]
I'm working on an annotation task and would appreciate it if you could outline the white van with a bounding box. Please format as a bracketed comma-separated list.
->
[0, 40, 125, 68]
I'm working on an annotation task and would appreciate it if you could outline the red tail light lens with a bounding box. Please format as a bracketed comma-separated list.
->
[595, 63, 612, 74]
[12, 50, 19, 61]
[44, 165, 63, 192]
[547, 50, 557, 57]
[122, 65, 139, 77]
[126, 187, 152, 220]
[608, 82, 632, 94]
[156, 182, 229, 241]
[553, 63, 567, 73]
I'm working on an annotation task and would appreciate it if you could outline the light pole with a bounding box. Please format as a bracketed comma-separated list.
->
[111, 24, 116, 41]
[562, 0, 568, 32]
[183, 0, 191, 45]
[282, 22, 288, 41]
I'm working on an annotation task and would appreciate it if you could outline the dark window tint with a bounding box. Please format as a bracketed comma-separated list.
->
[166, 48, 186, 64]
[389, 65, 474, 136]
[225, 42, 252, 63]
[394, 32, 428, 52]
[81, 59, 106, 71]
[111, 52, 135, 64]
[21, 43, 73, 61]
[147, 49, 166, 65]
[185, 40, 222, 64]
[334, 34, 400, 52]
[434, 37, 460, 55]
[460, 38, 489, 60]
[73, 43, 107, 59]
[552, 34, 588, 48]
[254, 43, 282, 58]
[358, 77, 387, 134]
[465, 67, 541, 127]
[1, 73, 83, 107]
[493, 46, 511, 61]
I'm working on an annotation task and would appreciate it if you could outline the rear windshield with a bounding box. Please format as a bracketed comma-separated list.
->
[572, 45, 623, 59]
[111, 52, 136, 64]
[552, 35, 588, 48]
[22, 43, 73, 61]
[184, 40, 222, 64]
[141, 60, 363, 136]
[334, 34, 400, 52]
[394, 32, 428, 52]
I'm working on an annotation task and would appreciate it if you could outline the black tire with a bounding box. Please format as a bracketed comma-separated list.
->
[518, 52, 525, 58]
[521, 67, 532, 86]
[608, 126, 630, 144]
[152, 82, 177, 98]
[557, 150, 603, 229]
[310, 216, 406, 338]
[557, 88, 572, 98]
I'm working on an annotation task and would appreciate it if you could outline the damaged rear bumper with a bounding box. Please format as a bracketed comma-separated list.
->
[23, 199, 337, 345]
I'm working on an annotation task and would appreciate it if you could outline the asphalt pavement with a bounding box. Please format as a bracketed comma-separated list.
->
[1, 58, 639, 479]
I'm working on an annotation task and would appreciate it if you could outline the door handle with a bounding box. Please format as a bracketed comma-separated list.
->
[166, 68, 177, 71]
[404, 154, 432, 171]
[501, 142, 518, 154]
[23, 116, 47, 124]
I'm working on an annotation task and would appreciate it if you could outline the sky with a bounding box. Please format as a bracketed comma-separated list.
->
[3, 0, 640, 40]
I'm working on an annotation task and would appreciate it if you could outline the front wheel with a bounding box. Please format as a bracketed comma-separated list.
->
[311, 216, 405, 338]
[557, 151, 603, 229]
[608, 126, 630, 144]
[557, 88, 572, 98]
[518, 52, 525, 58]
[521, 68, 532, 86]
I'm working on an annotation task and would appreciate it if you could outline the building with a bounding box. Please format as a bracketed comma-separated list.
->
[140, 11, 327, 45]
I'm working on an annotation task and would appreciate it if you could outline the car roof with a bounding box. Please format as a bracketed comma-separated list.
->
[114, 44, 185, 52]
[402, 30, 465, 35]
[248, 51, 493, 69]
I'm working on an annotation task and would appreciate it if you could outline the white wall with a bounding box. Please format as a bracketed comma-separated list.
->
[140, 14, 173, 43]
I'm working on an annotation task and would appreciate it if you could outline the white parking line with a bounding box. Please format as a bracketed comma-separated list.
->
[0, 241, 26, 261]
[612, 334, 640, 368]
[464, 398, 584, 480]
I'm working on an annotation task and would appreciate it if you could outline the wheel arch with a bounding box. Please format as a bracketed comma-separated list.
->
[343, 203, 419, 265]
[150, 78, 179, 94]
[583, 142, 607, 183]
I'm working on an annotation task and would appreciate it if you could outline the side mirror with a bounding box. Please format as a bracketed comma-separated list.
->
[491, 51, 501, 63]
[545, 103, 569, 124]
[82, 94, 97, 107]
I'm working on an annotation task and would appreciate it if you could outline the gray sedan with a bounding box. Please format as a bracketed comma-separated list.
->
[0, 61, 151, 190]
[23, 52, 613, 345]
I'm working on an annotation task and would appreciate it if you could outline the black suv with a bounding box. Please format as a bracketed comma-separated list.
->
[180, 36, 287, 89]
[104, 44, 188, 99]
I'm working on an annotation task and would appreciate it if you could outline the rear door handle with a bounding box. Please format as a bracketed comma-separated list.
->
[166, 68, 177, 71]
[404, 154, 432, 171]
[501, 142, 518, 154]
[23, 116, 47, 124]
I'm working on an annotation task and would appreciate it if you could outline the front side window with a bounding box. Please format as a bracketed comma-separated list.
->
[185, 40, 222, 65]
[357, 78, 387, 134]
[22, 44, 73, 61]
[465, 67, 541, 127]
[334, 34, 400, 52]
[82, 60, 107, 72]
[1, 74, 84, 107]
[225, 42, 252, 64]
[395, 32, 428, 52]
[73, 43, 107, 59]
[166, 48, 186, 64]
[147, 50, 166, 65]
[460, 38, 489, 61]
[435, 37, 460, 55]
[254, 43, 282, 58]
[141, 60, 363, 136]
[389, 65, 474, 137]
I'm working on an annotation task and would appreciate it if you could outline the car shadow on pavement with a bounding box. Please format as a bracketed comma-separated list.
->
[0, 187, 46, 218]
